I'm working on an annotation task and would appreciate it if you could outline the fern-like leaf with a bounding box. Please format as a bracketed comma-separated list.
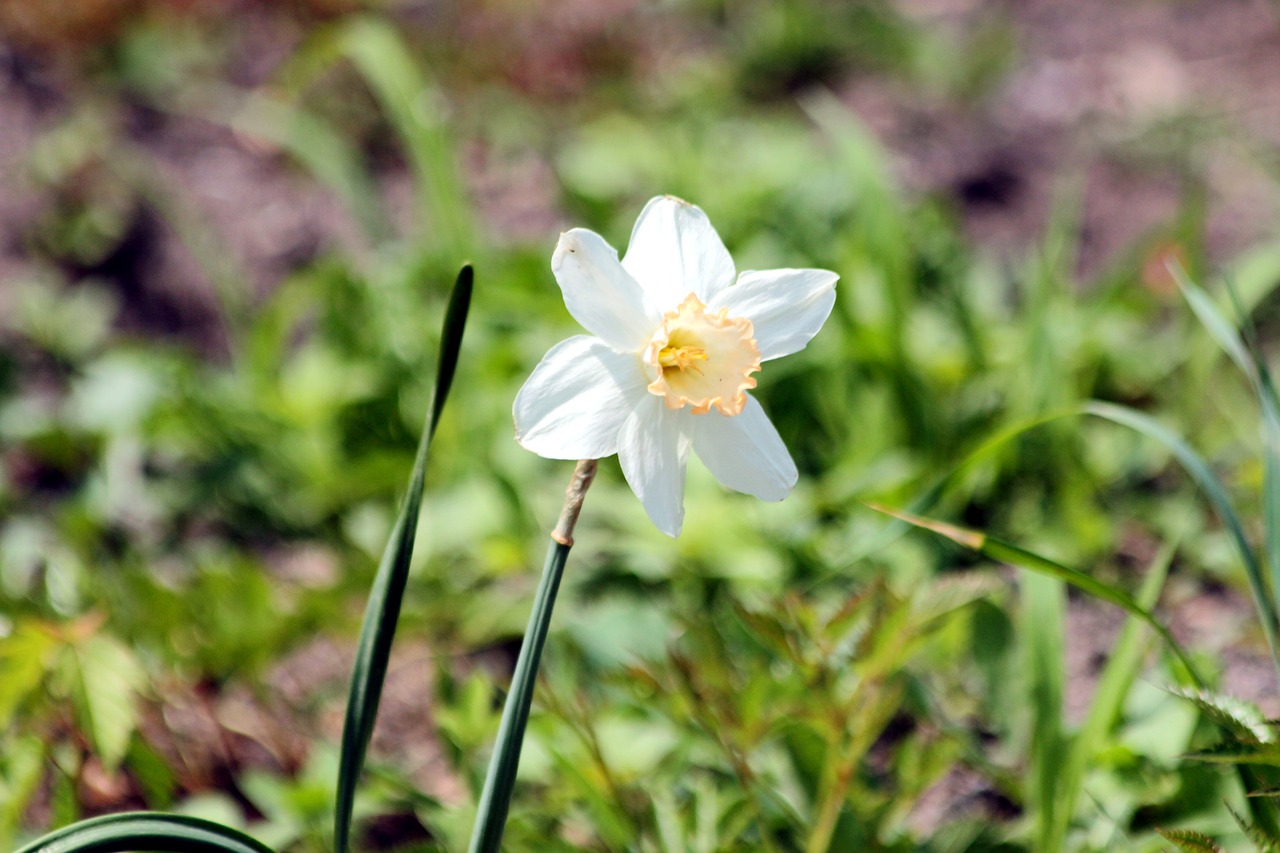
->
[1168, 687, 1275, 745]
[1155, 827, 1224, 853]
[1228, 802, 1280, 853]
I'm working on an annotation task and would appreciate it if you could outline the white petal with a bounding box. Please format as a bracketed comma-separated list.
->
[691, 395, 797, 501]
[514, 336, 648, 460]
[553, 228, 659, 352]
[709, 268, 837, 361]
[617, 395, 692, 537]
[621, 196, 736, 308]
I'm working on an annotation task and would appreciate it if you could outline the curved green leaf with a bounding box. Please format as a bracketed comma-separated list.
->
[848, 408, 1081, 565]
[857, 394, 1280, 671]
[1085, 401, 1280, 665]
[1174, 266, 1280, 648]
[867, 504, 1204, 687]
[1048, 534, 1178, 848]
[333, 264, 473, 853]
[1172, 264, 1254, 377]
[14, 812, 274, 853]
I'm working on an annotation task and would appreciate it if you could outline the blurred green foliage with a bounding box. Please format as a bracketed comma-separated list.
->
[4, 1, 1280, 850]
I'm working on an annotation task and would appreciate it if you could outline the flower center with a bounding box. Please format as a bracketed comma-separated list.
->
[643, 293, 760, 416]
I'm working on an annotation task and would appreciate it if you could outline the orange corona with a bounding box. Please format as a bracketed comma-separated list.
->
[643, 293, 761, 416]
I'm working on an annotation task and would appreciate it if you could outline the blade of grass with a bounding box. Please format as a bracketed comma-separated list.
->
[333, 264, 472, 853]
[1259, 399, 1280, 667]
[1048, 532, 1179, 848]
[865, 505, 1203, 687]
[801, 90, 910, 330]
[335, 16, 474, 254]
[1023, 181, 1081, 415]
[1023, 570, 1065, 853]
[1017, 208, 1084, 836]
[1172, 265, 1280, 675]
[1171, 264, 1254, 377]
[1226, 801, 1280, 852]
[262, 15, 473, 253]
[846, 408, 1083, 565]
[1220, 273, 1280, 675]
[14, 812, 275, 853]
[1085, 401, 1280, 669]
[1188, 273, 1280, 837]
[227, 92, 391, 243]
[801, 90, 936, 446]
[857, 397, 1280, 673]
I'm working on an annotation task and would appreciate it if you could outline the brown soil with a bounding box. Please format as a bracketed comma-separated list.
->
[850, 0, 1280, 276]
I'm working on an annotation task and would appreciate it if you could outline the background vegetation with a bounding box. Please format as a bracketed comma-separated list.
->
[4, 0, 1280, 850]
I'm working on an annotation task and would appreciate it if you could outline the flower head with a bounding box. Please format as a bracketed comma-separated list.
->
[514, 195, 838, 537]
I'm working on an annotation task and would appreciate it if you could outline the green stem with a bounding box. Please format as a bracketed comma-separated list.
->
[468, 460, 597, 853]
[806, 750, 854, 853]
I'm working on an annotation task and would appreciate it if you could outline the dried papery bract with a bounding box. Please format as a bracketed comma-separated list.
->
[553, 459, 598, 546]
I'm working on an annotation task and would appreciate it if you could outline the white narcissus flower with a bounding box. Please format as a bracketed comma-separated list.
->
[513, 195, 838, 537]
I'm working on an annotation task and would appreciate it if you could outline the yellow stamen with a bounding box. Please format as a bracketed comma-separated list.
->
[658, 345, 708, 373]
[643, 293, 760, 416]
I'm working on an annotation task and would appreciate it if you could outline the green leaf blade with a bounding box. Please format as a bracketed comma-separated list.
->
[14, 812, 275, 853]
[333, 264, 473, 853]
[1171, 263, 1255, 378]
[868, 504, 1204, 688]
[1085, 401, 1280, 667]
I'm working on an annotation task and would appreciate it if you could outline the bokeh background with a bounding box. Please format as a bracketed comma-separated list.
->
[5, 1, 1280, 850]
